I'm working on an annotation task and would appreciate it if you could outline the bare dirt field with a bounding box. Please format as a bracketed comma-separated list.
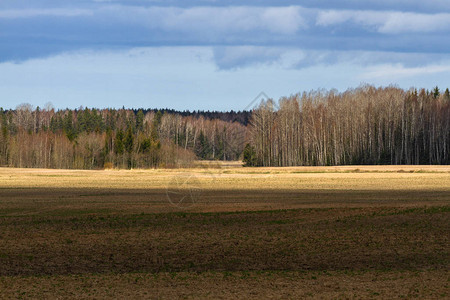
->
[0, 166, 449, 299]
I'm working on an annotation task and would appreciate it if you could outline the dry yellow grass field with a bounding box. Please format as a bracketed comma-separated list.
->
[0, 165, 449, 213]
[0, 165, 449, 298]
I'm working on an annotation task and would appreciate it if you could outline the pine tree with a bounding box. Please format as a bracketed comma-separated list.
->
[243, 143, 257, 166]
[136, 110, 144, 132]
[114, 130, 124, 155]
[433, 86, 440, 99]
[195, 130, 211, 159]
[63, 111, 76, 141]
[124, 127, 134, 154]
[444, 88, 450, 102]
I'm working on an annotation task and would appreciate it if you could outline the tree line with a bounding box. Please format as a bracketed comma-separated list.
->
[244, 86, 450, 166]
[0, 105, 247, 169]
[1, 85, 449, 169]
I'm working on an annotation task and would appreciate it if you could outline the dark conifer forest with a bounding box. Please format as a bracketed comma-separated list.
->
[1, 85, 449, 169]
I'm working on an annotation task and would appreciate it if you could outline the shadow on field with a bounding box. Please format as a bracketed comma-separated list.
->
[0, 200, 448, 276]
[0, 187, 449, 215]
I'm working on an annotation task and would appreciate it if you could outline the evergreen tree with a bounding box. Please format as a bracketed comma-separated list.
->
[50, 116, 57, 133]
[242, 143, 257, 166]
[105, 109, 116, 131]
[124, 127, 134, 168]
[63, 111, 76, 141]
[124, 127, 134, 154]
[114, 130, 124, 155]
[140, 138, 152, 153]
[77, 109, 87, 133]
[433, 86, 440, 99]
[136, 110, 144, 132]
[34, 106, 40, 133]
[214, 127, 224, 160]
[444, 88, 450, 102]
[195, 130, 211, 159]
[0, 108, 6, 130]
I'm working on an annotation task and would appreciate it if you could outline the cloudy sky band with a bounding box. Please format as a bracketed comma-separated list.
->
[1, 1, 449, 110]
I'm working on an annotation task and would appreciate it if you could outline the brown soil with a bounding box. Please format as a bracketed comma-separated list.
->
[0, 167, 448, 298]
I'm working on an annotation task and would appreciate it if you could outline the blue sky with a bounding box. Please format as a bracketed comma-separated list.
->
[1, 0, 450, 111]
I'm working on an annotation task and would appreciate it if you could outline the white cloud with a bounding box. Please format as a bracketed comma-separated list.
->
[101, 5, 306, 35]
[213, 46, 317, 70]
[379, 12, 450, 34]
[362, 63, 450, 79]
[0, 8, 93, 18]
[316, 10, 383, 27]
[260, 6, 306, 34]
[213, 47, 450, 70]
[316, 10, 450, 33]
[213, 46, 284, 69]
[0, 5, 306, 35]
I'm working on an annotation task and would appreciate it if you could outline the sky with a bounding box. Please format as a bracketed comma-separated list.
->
[1, 0, 450, 111]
